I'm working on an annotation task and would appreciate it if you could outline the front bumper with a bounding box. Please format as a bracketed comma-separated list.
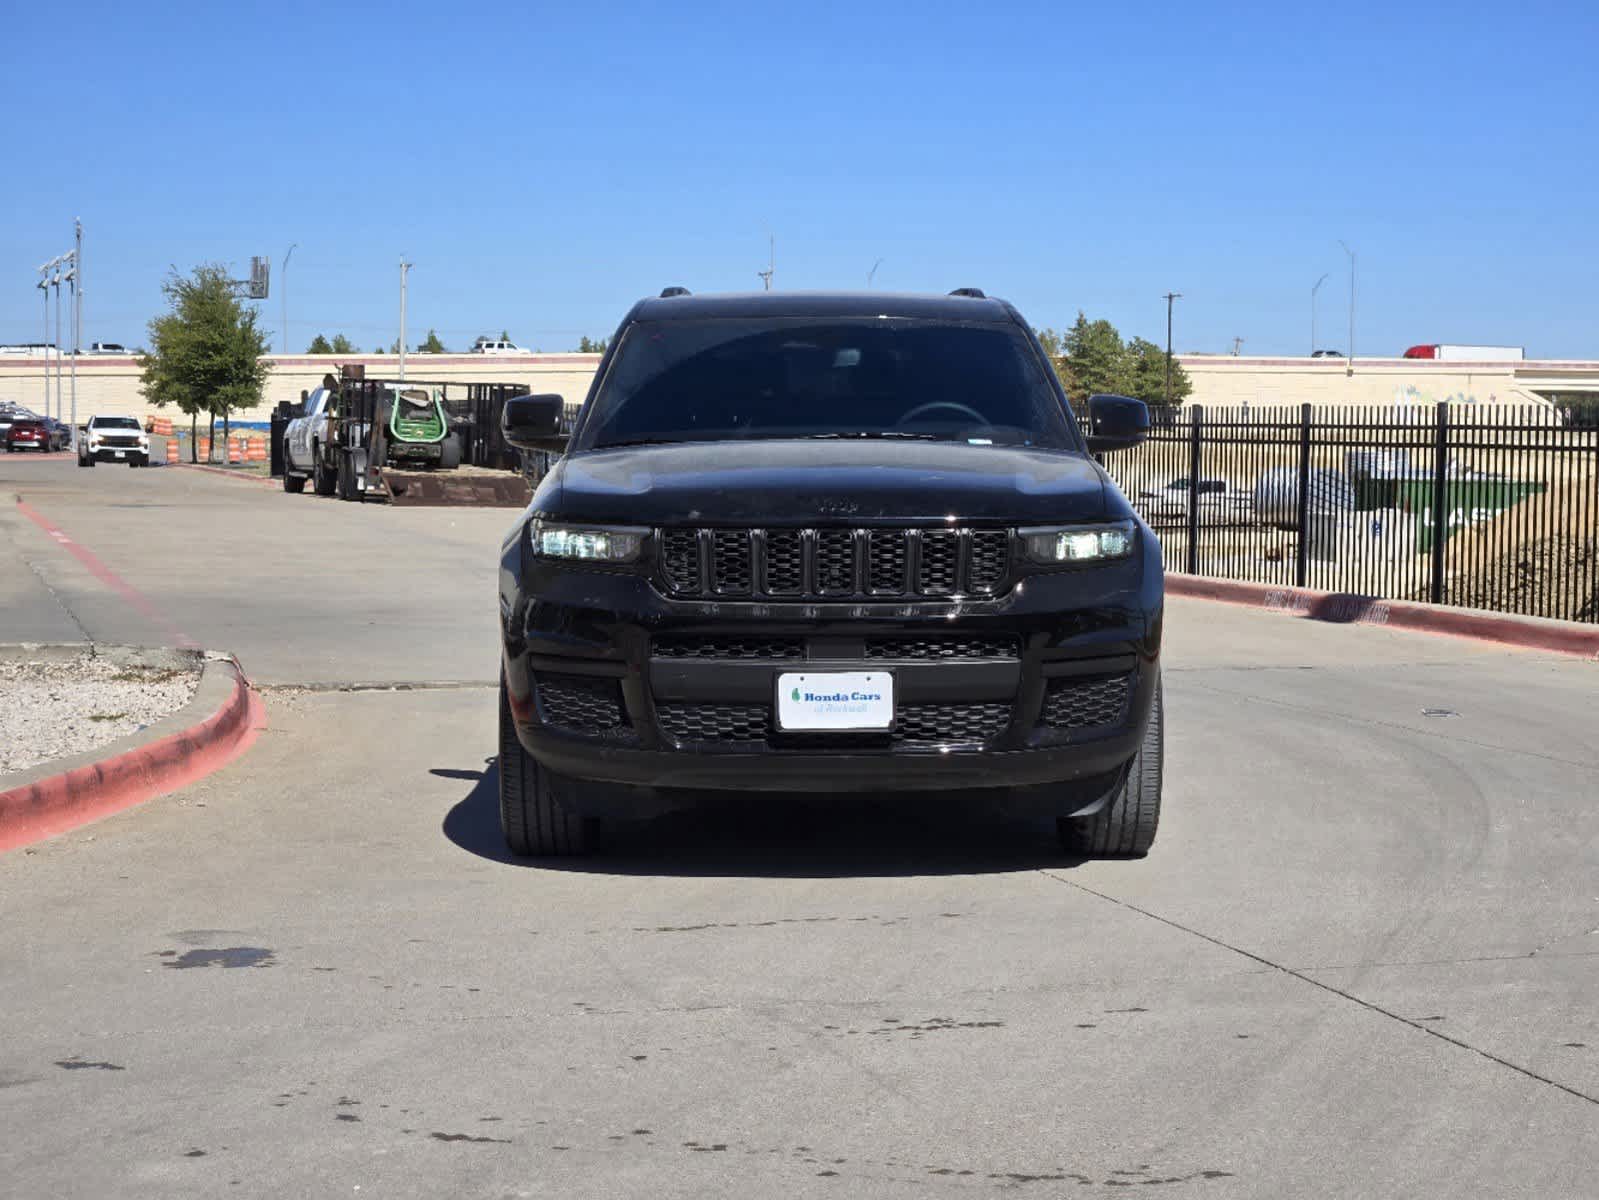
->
[84, 444, 148, 462]
[500, 532, 1163, 802]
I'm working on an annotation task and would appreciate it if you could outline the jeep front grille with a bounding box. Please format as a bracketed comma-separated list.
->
[660, 527, 1012, 600]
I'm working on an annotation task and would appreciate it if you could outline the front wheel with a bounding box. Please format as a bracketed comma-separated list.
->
[499, 677, 593, 856]
[1058, 676, 1163, 858]
[311, 444, 337, 496]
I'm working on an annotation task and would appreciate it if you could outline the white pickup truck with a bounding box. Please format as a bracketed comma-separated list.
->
[281, 386, 341, 494]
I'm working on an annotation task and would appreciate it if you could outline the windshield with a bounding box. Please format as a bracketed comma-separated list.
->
[92, 417, 141, 430]
[578, 317, 1078, 451]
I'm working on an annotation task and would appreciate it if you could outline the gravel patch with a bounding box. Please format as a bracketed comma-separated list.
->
[0, 650, 201, 776]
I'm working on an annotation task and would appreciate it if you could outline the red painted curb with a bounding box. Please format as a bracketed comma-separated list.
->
[0, 661, 267, 852]
[1166, 574, 1599, 659]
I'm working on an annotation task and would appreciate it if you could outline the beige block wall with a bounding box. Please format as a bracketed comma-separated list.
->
[0, 353, 604, 425]
[1177, 356, 1566, 411]
[6, 352, 1590, 427]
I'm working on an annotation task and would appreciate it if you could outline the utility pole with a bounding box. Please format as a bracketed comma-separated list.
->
[757, 235, 774, 291]
[1162, 292, 1182, 406]
[868, 258, 883, 288]
[51, 265, 64, 431]
[281, 243, 297, 355]
[398, 258, 412, 381]
[1338, 240, 1356, 375]
[1231, 336, 1245, 357]
[36, 266, 51, 419]
[1311, 273, 1328, 355]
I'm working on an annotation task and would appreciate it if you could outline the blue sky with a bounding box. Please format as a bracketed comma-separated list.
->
[3, 1, 1595, 357]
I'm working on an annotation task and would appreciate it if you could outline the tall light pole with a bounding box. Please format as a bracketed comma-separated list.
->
[398, 258, 412, 381]
[868, 258, 883, 288]
[70, 218, 82, 444]
[1162, 292, 1182, 406]
[1310, 273, 1328, 356]
[65, 261, 77, 441]
[1338, 240, 1356, 374]
[281, 242, 297, 355]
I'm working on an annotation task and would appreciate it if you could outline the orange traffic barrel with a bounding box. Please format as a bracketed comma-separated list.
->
[166, 439, 179, 463]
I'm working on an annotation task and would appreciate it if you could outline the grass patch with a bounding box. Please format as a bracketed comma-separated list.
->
[88, 712, 128, 722]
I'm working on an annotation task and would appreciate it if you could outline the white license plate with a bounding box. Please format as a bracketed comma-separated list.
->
[776, 671, 894, 732]
[113, 450, 125, 457]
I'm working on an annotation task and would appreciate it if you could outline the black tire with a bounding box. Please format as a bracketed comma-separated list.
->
[313, 444, 338, 496]
[81, 456, 95, 468]
[283, 450, 306, 493]
[1058, 676, 1163, 858]
[499, 676, 592, 856]
[439, 434, 463, 470]
[336, 452, 358, 501]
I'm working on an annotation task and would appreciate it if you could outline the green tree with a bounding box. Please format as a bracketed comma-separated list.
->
[1060, 312, 1132, 401]
[1125, 337, 1192, 409]
[499, 329, 512, 343]
[418, 329, 447, 353]
[138, 264, 271, 463]
[577, 335, 609, 353]
[306, 333, 334, 354]
[330, 334, 357, 354]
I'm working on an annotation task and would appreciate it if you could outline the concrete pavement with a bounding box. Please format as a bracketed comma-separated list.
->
[2, 458, 1595, 1198]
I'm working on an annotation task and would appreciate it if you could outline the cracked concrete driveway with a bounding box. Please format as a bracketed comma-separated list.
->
[2, 460, 1595, 1197]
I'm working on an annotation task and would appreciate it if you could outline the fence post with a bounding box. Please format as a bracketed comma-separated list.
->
[1294, 403, 1312, 588]
[1429, 401, 1449, 605]
[1185, 404, 1203, 575]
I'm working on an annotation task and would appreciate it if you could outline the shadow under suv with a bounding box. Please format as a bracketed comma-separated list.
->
[497, 289, 1163, 857]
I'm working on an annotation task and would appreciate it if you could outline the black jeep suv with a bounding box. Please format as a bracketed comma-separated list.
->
[497, 289, 1163, 857]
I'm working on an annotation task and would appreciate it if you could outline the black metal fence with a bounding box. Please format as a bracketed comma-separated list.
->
[1091, 403, 1598, 624]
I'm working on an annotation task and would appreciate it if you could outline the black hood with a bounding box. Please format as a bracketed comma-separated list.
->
[541, 440, 1114, 525]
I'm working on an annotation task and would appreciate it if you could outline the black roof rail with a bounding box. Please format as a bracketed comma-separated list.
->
[659, 286, 692, 298]
[948, 287, 986, 299]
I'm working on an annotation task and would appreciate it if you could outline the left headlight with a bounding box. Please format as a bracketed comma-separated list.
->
[1021, 520, 1136, 565]
[531, 520, 647, 563]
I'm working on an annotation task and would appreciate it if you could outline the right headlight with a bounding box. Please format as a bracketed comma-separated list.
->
[530, 519, 647, 563]
[1021, 520, 1136, 565]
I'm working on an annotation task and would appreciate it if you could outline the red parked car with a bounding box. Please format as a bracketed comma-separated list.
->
[5, 419, 53, 452]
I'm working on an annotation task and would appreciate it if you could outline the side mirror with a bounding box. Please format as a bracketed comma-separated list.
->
[502, 393, 568, 453]
[1084, 394, 1150, 454]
